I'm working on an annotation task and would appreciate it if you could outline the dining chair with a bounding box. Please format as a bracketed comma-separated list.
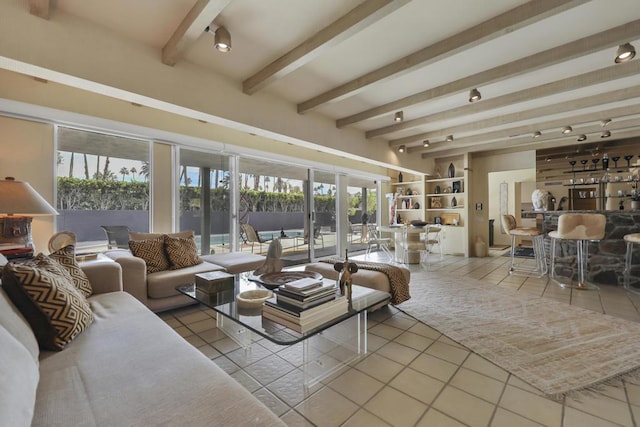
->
[366, 224, 393, 262]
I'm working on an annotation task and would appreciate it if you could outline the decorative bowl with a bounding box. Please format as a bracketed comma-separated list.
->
[236, 289, 272, 308]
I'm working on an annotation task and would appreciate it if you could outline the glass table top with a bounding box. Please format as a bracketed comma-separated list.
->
[176, 273, 390, 345]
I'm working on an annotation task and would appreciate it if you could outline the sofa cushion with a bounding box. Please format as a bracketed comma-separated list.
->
[0, 287, 39, 362]
[2, 262, 94, 351]
[129, 237, 170, 273]
[147, 262, 224, 299]
[0, 324, 39, 427]
[49, 245, 93, 297]
[165, 234, 202, 269]
[202, 252, 266, 274]
[129, 230, 194, 241]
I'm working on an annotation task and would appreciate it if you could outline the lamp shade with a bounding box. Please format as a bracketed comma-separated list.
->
[0, 177, 58, 216]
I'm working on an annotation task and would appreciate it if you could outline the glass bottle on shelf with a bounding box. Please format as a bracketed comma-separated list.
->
[602, 153, 609, 170]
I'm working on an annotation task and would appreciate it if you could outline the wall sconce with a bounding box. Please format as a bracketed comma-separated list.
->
[398, 145, 405, 153]
[615, 43, 636, 63]
[468, 88, 481, 102]
[394, 111, 404, 122]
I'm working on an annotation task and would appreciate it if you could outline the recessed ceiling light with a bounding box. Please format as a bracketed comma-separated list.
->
[577, 134, 587, 142]
[600, 119, 612, 127]
[468, 88, 481, 103]
[423, 140, 430, 147]
[532, 131, 542, 138]
[446, 135, 454, 142]
[394, 111, 403, 122]
[398, 145, 405, 153]
[601, 131, 611, 138]
[562, 126, 573, 134]
[615, 43, 636, 63]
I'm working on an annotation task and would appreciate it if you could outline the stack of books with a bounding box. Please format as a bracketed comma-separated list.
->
[262, 277, 348, 333]
[0, 244, 34, 261]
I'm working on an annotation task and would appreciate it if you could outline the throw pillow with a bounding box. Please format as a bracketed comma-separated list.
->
[49, 245, 93, 298]
[128, 237, 170, 273]
[164, 234, 202, 269]
[1, 262, 94, 351]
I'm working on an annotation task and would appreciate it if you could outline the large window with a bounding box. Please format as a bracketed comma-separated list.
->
[56, 127, 150, 251]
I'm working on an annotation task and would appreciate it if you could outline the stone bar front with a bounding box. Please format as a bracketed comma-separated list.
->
[525, 210, 640, 287]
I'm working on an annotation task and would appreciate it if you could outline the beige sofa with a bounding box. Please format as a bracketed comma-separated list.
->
[104, 250, 265, 312]
[0, 260, 283, 426]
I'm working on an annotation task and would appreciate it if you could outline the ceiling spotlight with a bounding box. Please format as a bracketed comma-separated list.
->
[577, 134, 587, 142]
[615, 43, 636, 63]
[468, 88, 481, 103]
[532, 131, 542, 138]
[394, 111, 404, 122]
[398, 145, 406, 153]
[445, 135, 454, 142]
[214, 26, 232, 52]
[423, 140, 430, 148]
[600, 118, 612, 127]
[601, 131, 611, 138]
[562, 126, 573, 134]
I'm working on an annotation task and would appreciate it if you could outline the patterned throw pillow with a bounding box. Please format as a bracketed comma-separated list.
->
[164, 235, 202, 269]
[129, 237, 170, 273]
[1, 262, 94, 351]
[49, 245, 93, 298]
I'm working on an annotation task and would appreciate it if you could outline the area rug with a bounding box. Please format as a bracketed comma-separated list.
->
[501, 246, 534, 258]
[397, 273, 640, 398]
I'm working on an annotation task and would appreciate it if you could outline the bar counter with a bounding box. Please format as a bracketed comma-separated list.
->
[524, 210, 640, 287]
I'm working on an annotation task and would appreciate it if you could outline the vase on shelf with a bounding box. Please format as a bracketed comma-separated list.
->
[447, 163, 455, 178]
[451, 196, 457, 207]
[398, 172, 403, 183]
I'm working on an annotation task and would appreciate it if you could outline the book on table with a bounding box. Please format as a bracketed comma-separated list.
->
[264, 293, 346, 319]
[282, 277, 323, 292]
[262, 296, 349, 333]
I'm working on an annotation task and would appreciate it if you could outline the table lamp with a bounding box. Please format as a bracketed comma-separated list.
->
[0, 177, 58, 249]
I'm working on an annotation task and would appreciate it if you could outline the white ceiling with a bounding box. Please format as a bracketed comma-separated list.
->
[13, 0, 640, 161]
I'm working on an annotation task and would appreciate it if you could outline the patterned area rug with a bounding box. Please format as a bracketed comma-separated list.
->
[398, 273, 640, 398]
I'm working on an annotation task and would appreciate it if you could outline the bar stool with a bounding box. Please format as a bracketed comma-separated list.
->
[549, 213, 606, 290]
[501, 215, 547, 277]
[623, 233, 640, 295]
[422, 225, 443, 264]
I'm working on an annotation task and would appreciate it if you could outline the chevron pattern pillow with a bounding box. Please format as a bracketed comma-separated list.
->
[50, 245, 93, 297]
[129, 237, 170, 273]
[165, 235, 202, 269]
[2, 262, 94, 351]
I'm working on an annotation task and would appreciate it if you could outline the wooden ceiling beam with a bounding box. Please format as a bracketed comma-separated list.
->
[411, 104, 640, 156]
[378, 60, 640, 141]
[29, 0, 53, 19]
[297, 0, 586, 114]
[242, 0, 409, 95]
[338, 18, 640, 128]
[162, 0, 232, 66]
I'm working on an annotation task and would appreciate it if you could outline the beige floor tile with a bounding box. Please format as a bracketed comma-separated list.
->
[186, 318, 216, 333]
[499, 385, 562, 427]
[564, 407, 627, 427]
[375, 340, 420, 365]
[507, 375, 544, 395]
[565, 390, 634, 426]
[173, 325, 192, 338]
[342, 409, 391, 426]
[416, 408, 467, 427]
[328, 368, 384, 405]
[382, 313, 418, 330]
[212, 355, 240, 375]
[176, 310, 210, 324]
[226, 342, 272, 367]
[355, 353, 404, 383]
[407, 322, 442, 340]
[450, 367, 505, 403]
[196, 343, 220, 359]
[280, 410, 315, 427]
[432, 386, 495, 427]
[491, 408, 543, 427]
[462, 353, 509, 382]
[389, 367, 445, 405]
[366, 332, 390, 352]
[295, 387, 359, 427]
[409, 353, 459, 383]
[162, 317, 181, 328]
[198, 327, 228, 343]
[364, 385, 427, 426]
[627, 381, 640, 406]
[253, 387, 289, 417]
[245, 354, 296, 386]
[369, 323, 405, 340]
[393, 330, 434, 351]
[210, 336, 241, 354]
[436, 335, 467, 349]
[596, 379, 628, 402]
[425, 341, 469, 365]
[183, 334, 206, 347]
[266, 369, 322, 407]
[231, 370, 262, 393]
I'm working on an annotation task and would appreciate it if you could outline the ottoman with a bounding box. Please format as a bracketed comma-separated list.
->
[201, 252, 266, 274]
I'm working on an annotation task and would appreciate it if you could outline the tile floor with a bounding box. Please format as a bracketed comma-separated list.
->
[159, 251, 640, 426]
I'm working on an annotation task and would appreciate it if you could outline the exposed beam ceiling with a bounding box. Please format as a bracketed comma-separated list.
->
[162, 0, 232, 66]
[298, 0, 586, 114]
[28, 0, 52, 19]
[242, 0, 409, 95]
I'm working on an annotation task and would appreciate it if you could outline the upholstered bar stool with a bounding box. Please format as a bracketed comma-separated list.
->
[501, 215, 547, 277]
[623, 233, 640, 295]
[549, 213, 606, 290]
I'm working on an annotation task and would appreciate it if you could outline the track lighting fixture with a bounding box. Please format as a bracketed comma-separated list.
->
[562, 126, 573, 134]
[394, 111, 403, 122]
[600, 119, 612, 127]
[423, 140, 430, 147]
[206, 25, 232, 52]
[577, 134, 587, 142]
[532, 131, 542, 138]
[468, 88, 481, 102]
[446, 135, 454, 142]
[615, 43, 636, 63]
[398, 145, 406, 153]
[601, 131, 611, 138]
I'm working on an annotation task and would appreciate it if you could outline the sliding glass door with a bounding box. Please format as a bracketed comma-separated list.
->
[347, 176, 378, 254]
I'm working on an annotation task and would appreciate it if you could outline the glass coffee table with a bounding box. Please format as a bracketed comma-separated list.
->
[176, 273, 390, 386]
